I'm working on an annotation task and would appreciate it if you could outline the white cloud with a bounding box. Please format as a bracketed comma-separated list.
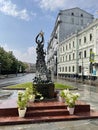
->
[0, 43, 36, 63]
[39, 0, 65, 11]
[0, 0, 30, 21]
[14, 46, 36, 63]
[38, 0, 98, 16]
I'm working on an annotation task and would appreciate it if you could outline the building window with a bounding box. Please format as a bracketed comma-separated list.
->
[71, 12, 74, 16]
[63, 56, 64, 62]
[89, 48, 92, 57]
[66, 55, 67, 61]
[66, 45, 68, 50]
[73, 53, 75, 59]
[69, 66, 71, 72]
[69, 54, 71, 61]
[63, 46, 64, 51]
[90, 48, 92, 53]
[79, 39, 81, 46]
[84, 50, 86, 58]
[69, 43, 71, 49]
[79, 66, 81, 73]
[73, 41, 75, 47]
[62, 67, 64, 72]
[79, 52, 82, 59]
[72, 66, 74, 72]
[84, 37, 86, 43]
[65, 67, 67, 72]
[90, 33, 92, 41]
[81, 14, 83, 17]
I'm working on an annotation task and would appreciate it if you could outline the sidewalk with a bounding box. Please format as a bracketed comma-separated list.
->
[55, 77, 98, 87]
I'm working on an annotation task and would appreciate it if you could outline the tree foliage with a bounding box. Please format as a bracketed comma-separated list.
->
[0, 47, 28, 74]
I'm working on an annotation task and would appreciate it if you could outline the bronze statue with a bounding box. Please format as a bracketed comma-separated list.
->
[33, 31, 54, 99]
[35, 31, 49, 80]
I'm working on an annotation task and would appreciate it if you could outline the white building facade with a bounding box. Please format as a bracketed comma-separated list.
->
[58, 19, 98, 79]
[47, 7, 94, 76]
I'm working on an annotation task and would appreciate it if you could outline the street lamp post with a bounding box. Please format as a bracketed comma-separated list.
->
[89, 51, 95, 80]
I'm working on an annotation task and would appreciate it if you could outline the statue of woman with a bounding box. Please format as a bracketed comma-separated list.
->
[35, 31, 48, 80]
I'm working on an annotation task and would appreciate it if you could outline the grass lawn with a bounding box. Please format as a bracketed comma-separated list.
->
[55, 83, 73, 90]
[5, 82, 32, 89]
[5, 82, 74, 90]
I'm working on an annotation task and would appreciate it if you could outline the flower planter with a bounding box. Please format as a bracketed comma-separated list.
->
[29, 95, 35, 102]
[18, 108, 27, 117]
[67, 107, 75, 115]
[58, 96, 65, 102]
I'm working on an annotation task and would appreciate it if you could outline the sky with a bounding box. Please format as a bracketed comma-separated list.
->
[0, 0, 98, 63]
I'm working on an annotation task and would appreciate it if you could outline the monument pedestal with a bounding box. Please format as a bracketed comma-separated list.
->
[33, 83, 55, 99]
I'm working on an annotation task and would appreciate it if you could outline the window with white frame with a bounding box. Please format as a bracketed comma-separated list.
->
[73, 41, 75, 47]
[65, 66, 67, 72]
[71, 12, 74, 16]
[84, 50, 86, 58]
[84, 36, 86, 43]
[62, 67, 64, 72]
[79, 52, 82, 59]
[90, 33, 92, 41]
[79, 39, 81, 46]
[69, 54, 71, 61]
[66, 45, 68, 50]
[72, 66, 74, 72]
[66, 55, 67, 61]
[89, 48, 92, 57]
[73, 53, 75, 59]
[63, 56, 64, 62]
[79, 66, 81, 73]
[69, 43, 71, 49]
[81, 14, 83, 17]
[69, 66, 71, 72]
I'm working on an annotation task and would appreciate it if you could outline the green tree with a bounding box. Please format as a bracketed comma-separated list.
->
[0, 47, 28, 74]
[0, 47, 12, 74]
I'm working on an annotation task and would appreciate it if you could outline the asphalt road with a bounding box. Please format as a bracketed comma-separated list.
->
[0, 73, 35, 88]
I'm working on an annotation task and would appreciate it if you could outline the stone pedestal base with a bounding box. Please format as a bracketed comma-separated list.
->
[33, 83, 55, 99]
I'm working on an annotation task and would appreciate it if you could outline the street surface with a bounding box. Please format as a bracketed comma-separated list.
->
[0, 74, 98, 130]
[0, 73, 35, 87]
